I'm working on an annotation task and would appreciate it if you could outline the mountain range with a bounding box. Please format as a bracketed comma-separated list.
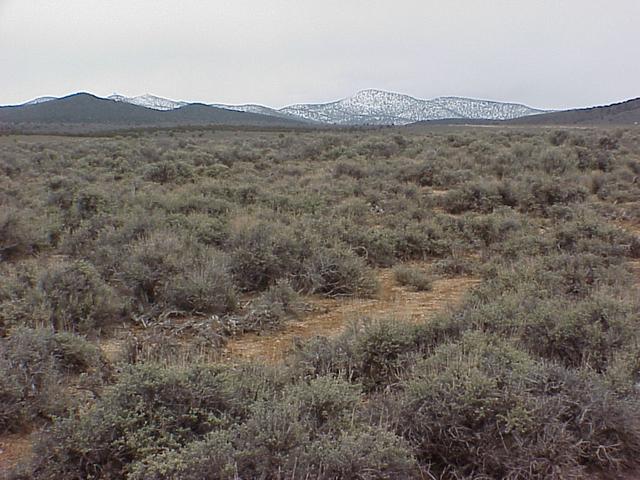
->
[9, 89, 549, 126]
[2, 90, 638, 132]
[0, 93, 303, 131]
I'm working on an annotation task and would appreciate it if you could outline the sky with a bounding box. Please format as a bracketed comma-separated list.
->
[1, 0, 638, 109]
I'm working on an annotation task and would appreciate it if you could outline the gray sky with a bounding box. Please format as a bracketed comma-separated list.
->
[1, 0, 638, 109]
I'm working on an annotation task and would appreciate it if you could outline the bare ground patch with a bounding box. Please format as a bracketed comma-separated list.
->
[223, 266, 479, 363]
[0, 432, 33, 478]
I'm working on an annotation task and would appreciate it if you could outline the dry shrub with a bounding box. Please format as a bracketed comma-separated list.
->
[39, 260, 124, 333]
[393, 265, 432, 291]
[300, 245, 379, 298]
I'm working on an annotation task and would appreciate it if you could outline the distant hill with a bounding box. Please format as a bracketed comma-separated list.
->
[209, 103, 302, 122]
[507, 97, 640, 125]
[410, 97, 640, 127]
[277, 89, 549, 125]
[0, 93, 305, 132]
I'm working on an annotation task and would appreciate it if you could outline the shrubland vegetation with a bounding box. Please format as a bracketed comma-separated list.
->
[1, 125, 640, 478]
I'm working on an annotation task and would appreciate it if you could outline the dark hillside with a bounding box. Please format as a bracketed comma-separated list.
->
[509, 97, 640, 125]
[0, 93, 305, 130]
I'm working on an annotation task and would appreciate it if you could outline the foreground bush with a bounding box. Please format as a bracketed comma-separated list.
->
[398, 332, 640, 479]
[26, 364, 238, 479]
[25, 370, 418, 480]
[0, 327, 107, 433]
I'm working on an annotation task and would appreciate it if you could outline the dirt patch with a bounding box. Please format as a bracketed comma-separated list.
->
[0, 432, 33, 477]
[610, 213, 640, 237]
[620, 221, 640, 237]
[425, 187, 450, 197]
[224, 267, 479, 363]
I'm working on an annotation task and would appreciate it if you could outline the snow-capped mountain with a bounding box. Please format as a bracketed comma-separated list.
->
[108, 94, 188, 111]
[14, 89, 550, 124]
[22, 96, 57, 106]
[209, 103, 299, 121]
[211, 103, 278, 116]
[278, 89, 549, 125]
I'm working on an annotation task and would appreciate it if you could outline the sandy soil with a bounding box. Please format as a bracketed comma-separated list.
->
[224, 266, 479, 363]
[0, 433, 33, 478]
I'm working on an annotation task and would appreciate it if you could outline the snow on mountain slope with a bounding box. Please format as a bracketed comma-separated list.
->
[12, 89, 550, 124]
[279, 89, 549, 125]
[431, 96, 546, 120]
[22, 96, 57, 106]
[209, 103, 299, 121]
[108, 94, 188, 111]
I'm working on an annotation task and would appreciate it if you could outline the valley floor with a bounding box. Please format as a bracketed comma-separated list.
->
[2, 126, 640, 479]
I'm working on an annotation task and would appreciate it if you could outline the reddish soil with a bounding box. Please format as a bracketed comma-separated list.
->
[0, 432, 33, 478]
[617, 220, 640, 237]
[224, 267, 479, 363]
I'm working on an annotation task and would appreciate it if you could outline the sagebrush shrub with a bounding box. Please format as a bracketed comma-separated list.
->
[39, 260, 123, 332]
[0, 327, 106, 433]
[393, 265, 432, 291]
[300, 245, 378, 297]
[163, 254, 237, 315]
[26, 364, 238, 479]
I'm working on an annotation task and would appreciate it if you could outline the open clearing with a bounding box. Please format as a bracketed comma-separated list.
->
[225, 265, 479, 362]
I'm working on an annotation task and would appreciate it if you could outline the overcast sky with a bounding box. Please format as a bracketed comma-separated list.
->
[1, 0, 638, 109]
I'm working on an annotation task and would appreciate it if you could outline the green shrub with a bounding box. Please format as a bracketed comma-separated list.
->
[119, 230, 188, 306]
[128, 431, 236, 480]
[0, 327, 107, 433]
[393, 220, 450, 259]
[73, 186, 110, 220]
[393, 265, 432, 291]
[300, 245, 379, 298]
[431, 255, 476, 276]
[228, 220, 310, 291]
[442, 180, 504, 214]
[0, 261, 49, 333]
[39, 260, 123, 332]
[336, 223, 397, 267]
[285, 376, 362, 433]
[163, 254, 237, 315]
[293, 319, 424, 391]
[398, 332, 640, 478]
[232, 398, 309, 475]
[143, 160, 193, 184]
[27, 364, 237, 479]
[0, 208, 49, 261]
[231, 279, 300, 332]
[522, 176, 588, 213]
[300, 427, 419, 479]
